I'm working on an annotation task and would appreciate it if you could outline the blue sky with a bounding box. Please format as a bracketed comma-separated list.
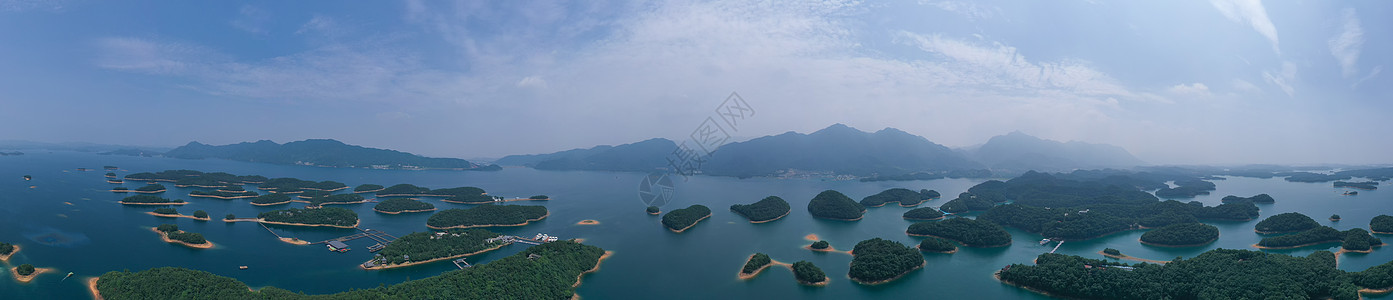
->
[0, 0, 1388, 164]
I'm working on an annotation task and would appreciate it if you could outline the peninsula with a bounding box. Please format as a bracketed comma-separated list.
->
[907, 217, 1012, 247]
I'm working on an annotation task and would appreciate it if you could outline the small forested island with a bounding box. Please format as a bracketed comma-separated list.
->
[353, 184, 385, 193]
[438, 187, 495, 204]
[809, 240, 831, 251]
[250, 193, 293, 206]
[0, 242, 16, 261]
[1256, 226, 1383, 250]
[189, 189, 259, 199]
[661, 204, 712, 233]
[646, 206, 660, 215]
[93, 241, 605, 299]
[373, 198, 436, 214]
[1335, 181, 1379, 190]
[258, 178, 346, 194]
[111, 187, 129, 193]
[148, 208, 210, 221]
[806, 190, 865, 221]
[1331, 214, 1342, 221]
[1153, 179, 1216, 198]
[426, 205, 548, 229]
[738, 253, 774, 279]
[304, 194, 368, 206]
[1139, 223, 1219, 247]
[105, 172, 116, 178]
[938, 192, 994, 214]
[11, 263, 51, 283]
[376, 184, 434, 197]
[902, 207, 945, 221]
[364, 228, 506, 269]
[848, 238, 924, 285]
[1372, 215, 1393, 234]
[917, 236, 957, 253]
[258, 207, 359, 228]
[119, 195, 186, 205]
[997, 249, 1378, 299]
[792, 261, 828, 286]
[529, 195, 550, 200]
[1254, 212, 1320, 233]
[134, 184, 167, 193]
[859, 188, 936, 207]
[153, 224, 212, 249]
[907, 217, 1012, 247]
[1221, 193, 1275, 203]
[730, 196, 790, 223]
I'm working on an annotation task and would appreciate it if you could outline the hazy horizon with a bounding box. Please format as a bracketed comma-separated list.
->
[2, 1, 1389, 165]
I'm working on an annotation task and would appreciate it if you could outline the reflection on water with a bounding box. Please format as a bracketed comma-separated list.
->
[23, 226, 91, 248]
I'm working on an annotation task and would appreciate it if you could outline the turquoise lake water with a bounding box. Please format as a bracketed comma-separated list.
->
[0, 151, 1390, 299]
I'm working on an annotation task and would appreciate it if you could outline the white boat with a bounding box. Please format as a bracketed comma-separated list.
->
[1039, 239, 1051, 245]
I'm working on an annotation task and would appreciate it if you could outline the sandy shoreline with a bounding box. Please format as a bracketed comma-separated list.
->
[737, 254, 775, 280]
[189, 193, 257, 200]
[744, 210, 790, 224]
[279, 237, 310, 245]
[372, 208, 437, 214]
[803, 244, 854, 255]
[667, 213, 712, 233]
[1252, 240, 1341, 250]
[427, 212, 549, 230]
[850, 260, 925, 285]
[303, 186, 349, 192]
[906, 232, 1011, 248]
[647, 210, 661, 215]
[572, 250, 614, 290]
[10, 266, 54, 283]
[442, 197, 552, 204]
[151, 228, 214, 249]
[146, 211, 211, 221]
[903, 216, 946, 221]
[354, 188, 385, 194]
[1100, 251, 1169, 264]
[804, 234, 821, 241]
[362, 243, 509, 270]
[87, 277, 103, 300]
[119, 201, 186, 206]
[995, 272, 1064, 298]
[812, 213, 865, 221]
[0, 244, 18, 261]
[261, 219, 360, 229]
[576, 220, 601, 225]
[250, 200, 295, 206]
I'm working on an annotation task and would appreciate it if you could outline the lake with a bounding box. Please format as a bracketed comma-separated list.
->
[1, 151, 1390, 299]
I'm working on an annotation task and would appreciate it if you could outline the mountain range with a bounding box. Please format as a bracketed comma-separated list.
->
[165, 139, 499, 170]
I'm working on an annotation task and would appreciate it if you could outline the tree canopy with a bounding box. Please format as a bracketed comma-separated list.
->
[741, 253, 771, 274]
[1372, 215, 1393, 233]
[1254, 212, 1320, 233]
[860, 188, 929, 207]
[426, 205, 548, 229]
[902, 207, 944, 220]
[372, 228, 504, 265]
[730, 196, 790, 222]
[806, 190, 865, 220]
[374, 198, 435, 213]
[661, 205, 712, 232]
[917, 236, 956, 253]
[120, 195, 184, 204]
[1139, 223, 1219, 246]
[792, 261, 827, 284]
[258, 207, 358, 227]
[848, 238, 924, 283]
[907, 217, 1012, 247]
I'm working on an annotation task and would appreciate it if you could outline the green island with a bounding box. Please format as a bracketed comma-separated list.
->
[994, 248, 1393, 299]
[917, 236, 957, 253]
[1372, 215, 1393, 234]
[1139, 223, 1219, 247]
[646, 206, 660, 215]
[134, 184, 167, 193]
[907, 217, 1012, 247]
[848, 238, 925, 284]
[938, 192, 994, 214]
[93, 241, 606, 299]
[0, 242, 15, 261]
[373, 198, 436, 214]
[353, 184, 385, 193]
[810, 241, 830, 250]
[127, 170, 267, 186]
[376, 184, 433, 197]
[426, 205, 549, 229]
[1153, 179, 1216, 198]
[806, 190, 865, 221]
[119, 195, 186, 205]
[189, 189, 259, 199]
[902, 206, 945, 221]
[1256, 226, 1383, 250]
[729, 196, 791, 223]
[859, 188, 936, 207]
[1254, 212, 1320, 233]
[738, 253, 774, 279]
[1335, 181, 1379, 190]
[1332, 214, 1342, 221]
[154, 224, 211, 249]
[792, 261, 828, 286]
[661, 204, 712, 233]
[1221, 193, 1275, 203]
[105, 172, 116, 178]
[529, 195, 550, 200]
[259, 178, 346, 193]
[305, 194, 368, 206]
[111, 187, 128, 193]
[436, 187, 492, 203]
[258, 207, 359, 228]
[250, 193, 294, 206]
[363, 228, 507, 269]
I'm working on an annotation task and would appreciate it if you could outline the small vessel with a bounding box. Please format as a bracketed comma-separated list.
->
[1039, 238, 1051, 245]
[23, 175, 31, 181]
[239, 266, 248, 270]
[60, 272, 74, 282]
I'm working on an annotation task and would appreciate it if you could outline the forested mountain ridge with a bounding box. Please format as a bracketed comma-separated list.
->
[165, 139, 499, 170]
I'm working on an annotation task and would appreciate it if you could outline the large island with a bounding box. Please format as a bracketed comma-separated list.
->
[363, 229, 508, 269]
[907, 217, 1012, 247]
[426, 205, 548, 229]
[258, 207, 360, 228]
[729, 196, 790, 223]
[373, 198, 436, 214]
[848, 238, 924, 285]
[1139, 223, 1219, 247]
[118, 195, 186, 205]
[806, 190, 865, 221]
[662, 205, 712, 233]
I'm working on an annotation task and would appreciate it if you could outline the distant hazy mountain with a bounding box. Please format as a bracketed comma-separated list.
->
[700, 124, 982, 177]
[495, 138, 676, 172]
[0, 140, 170, 153]
[165, 139, 498, 170]
[968, 131, 1145, 172]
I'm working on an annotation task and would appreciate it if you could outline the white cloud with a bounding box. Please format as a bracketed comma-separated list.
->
[231, 5, 270, 34]
[1328, 8, 1364, 79]
[896, 33, 1136, 100]
[1262, 61, 1297, 97]
[1210, 0, 1279, 52]
[1354, 65, 1381, 88]
[1168, 83, 1211, 98]
[516, 76, 547, 89]
[95, 37, 219, 75]
[1232, 79, 1261, 93]
[924, 1, 999, 20]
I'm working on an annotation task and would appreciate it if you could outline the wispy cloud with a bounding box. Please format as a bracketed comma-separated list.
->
[1262, 61, 1297, 97]
[1210, 0, 1279, 52]
[230, 5, 270, 34]
[0, 0, 66, 12]
[924, 1, 1000, 20]
[1328, 8, 1363, 79]
[1168, 83, 1211, 98]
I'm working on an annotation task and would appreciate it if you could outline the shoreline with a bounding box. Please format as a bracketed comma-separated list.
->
[570, 250, 614, 298]
[1372, 228, 1393, 235]
[0, 244, 18, 261]
[667, 213, 712, 233]
[372, 208, 437, 214]
[1099, 251, 1169, 264]
[190, 194, 257, 200]
[303, 186, 349, 192]
[1052, 226, 1142, 242]
[1360, 286, 1393, 295]
[442, 197, 552, 204]
[850, 260, 925, 285]
[10, 266, 54, 284]
[811, 213, 865, 221]
[362, 243, 509, 270]
[150, 228, 214, 249]
[1252, 240, 1341, 250]
[279, 237, 311, 245]
[918, 245, 958, 254]
[736, 254, 775, 280]
[1139, 232, 1219, 248]
[803, 245, 854, 255]
[995, 272, 1064, 299]
[647, 210, 661, 215]
[804, 234, 821, 241]
[903, 216, 946, 221]
[576, 220, 601, 225]
[906, 232, 1011, 248]
[427, 212, 549, 230]
[87, 277, 103, 300]
[119, 201, 187, 206]
[744, 210, 790, 224]
[250, 200, 295, 206]
[1254, 228, 1312, 235]
[261, 219, 360, 229]
[146, 211, 211, 221]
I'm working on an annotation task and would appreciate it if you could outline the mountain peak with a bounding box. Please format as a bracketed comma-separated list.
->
[811, 123, 863, 135]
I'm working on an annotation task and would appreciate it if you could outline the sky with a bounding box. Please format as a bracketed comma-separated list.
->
[0, 0, 1389, 165]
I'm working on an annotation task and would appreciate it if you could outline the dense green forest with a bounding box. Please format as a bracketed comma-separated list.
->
[661, 205, 712, 232]
[1373, 215, 1393, 233]
[426, 205, 548, 229]
[251, 193, 292, 205]
[258, 207, 358, 227]
[998, 249, 1362, 299]
[0, 242, 13, 255]
[377, 184, 433, 196]
[135, 184, 167, 192]
[907, 217, 1012, 247]
[1153, 179, 1216, 198]
[259, 178, 345, 193]
[859, 172, 944, 182]
[1352, 259, 1393, 290]
[119, 195, 184, 204]
[192, 210, 208, 219]
[1254, 212, 1320, 233]
[1257, 226, 1383, 250]
[96, 241, 603, 299]
[810, 241, 830, 250]
[1221, 193, 1275, 203]
[1139, 223, 1218, 246]
[917, 236, 957, 253]
[792, 261, 827, 284]
[374, 198, 435, 213]
[1334, 181, 1379, 190]
[806, 190, 865, 220]
[938, 192, 994, 214]
[1342, 228, 1379, 251]
[354, 184, 384, 192]
[305, 194, 365, 206]
[919, 189, 941, 199]
[742, 253, 772, 274]
[902, 207, 944, 220]
[438, 187, 492, 203]
[152, 208, 177, 215]
[646, 206, 660, 214]
[371, 229, 504, 265]
[730, 196, 790, 222]
[155, 224, 207, 245]
[156, 224, 179, 233]
[848, 238, 924, 284]
[859, 188, 931, 207]
[16, 264, 34, 276]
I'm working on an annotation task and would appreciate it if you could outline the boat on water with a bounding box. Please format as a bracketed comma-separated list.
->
[1343, 191, 1358, 196]
[1039, 238, 1051, 245]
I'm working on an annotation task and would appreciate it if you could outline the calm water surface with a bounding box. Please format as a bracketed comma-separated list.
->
[1, 152, 1389, 299]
